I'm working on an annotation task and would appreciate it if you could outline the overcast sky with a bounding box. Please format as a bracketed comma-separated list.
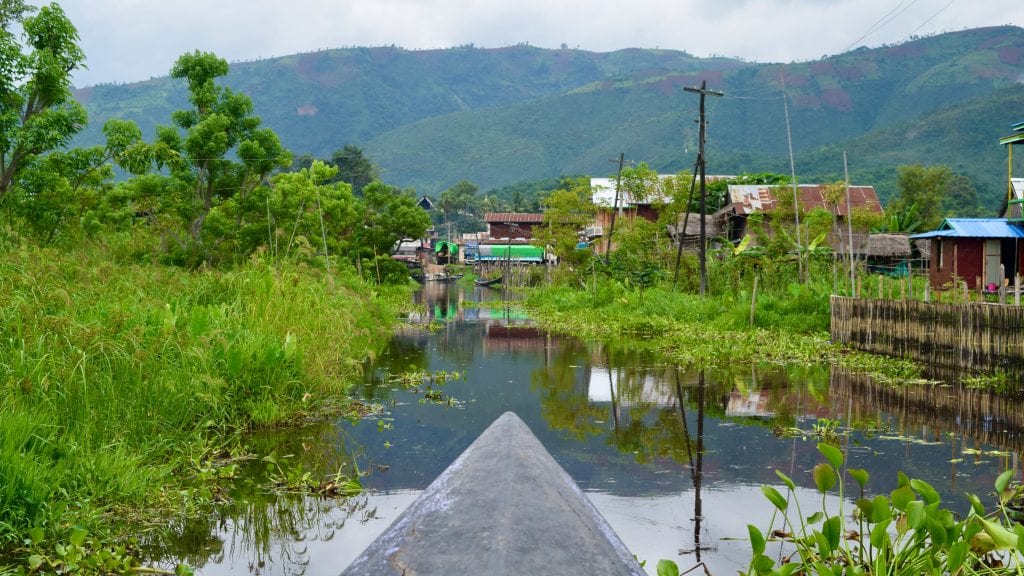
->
[52, 0, 1024, 88]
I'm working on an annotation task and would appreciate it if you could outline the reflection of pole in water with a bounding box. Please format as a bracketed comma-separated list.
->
[674, 367, 709, 561]
[693, 369, 706, 562]
[610, 364, 621, 432]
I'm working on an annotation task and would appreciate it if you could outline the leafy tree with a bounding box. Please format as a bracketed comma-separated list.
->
[532, 177, 594, 266]
[265, 161, 359, 266]
[435, 179, 483, 236]
[0, 3, 87, 200]
[156, 50, 291, 248]
[849, 206, 885, 232]
[11, 119, 150, 242]
[654, 171, 694, 230]
[803, 207, 835, 244]
[942, 173, 985, 217]
[330, 145, 379, 196]
[890, 164, 951, 230]
[349, 180, 431, 261]
[603, 217, 669, 296]
[619, 162, 660, 205]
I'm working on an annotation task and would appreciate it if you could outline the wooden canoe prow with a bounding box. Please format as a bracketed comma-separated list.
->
[341, 412, 646, 575]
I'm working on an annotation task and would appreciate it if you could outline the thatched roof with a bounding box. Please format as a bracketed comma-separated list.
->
[865, 233, 911, 257]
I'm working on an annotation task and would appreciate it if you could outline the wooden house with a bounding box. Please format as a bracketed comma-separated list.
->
[483, 212, 544, 240]
[910, 218, 1024, 290]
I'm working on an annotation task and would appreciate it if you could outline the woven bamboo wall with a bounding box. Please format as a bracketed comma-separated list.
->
[831, 296, 1024, 377]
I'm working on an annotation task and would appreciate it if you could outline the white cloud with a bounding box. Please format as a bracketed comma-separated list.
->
[45, 0, 1024, 87]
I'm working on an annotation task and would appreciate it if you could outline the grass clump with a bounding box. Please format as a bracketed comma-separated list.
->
[0, 245, 399, 562]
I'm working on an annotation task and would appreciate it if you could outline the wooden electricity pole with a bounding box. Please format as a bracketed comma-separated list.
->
[604, 153, 626, 264]
[684, 81, 723, 297]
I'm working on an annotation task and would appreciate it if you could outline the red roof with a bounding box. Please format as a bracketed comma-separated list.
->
[484, 212, 545, 223]
[720, 184, 882, 217]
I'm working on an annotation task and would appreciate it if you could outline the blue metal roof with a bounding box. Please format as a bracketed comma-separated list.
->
[910, 218, 1024, 240]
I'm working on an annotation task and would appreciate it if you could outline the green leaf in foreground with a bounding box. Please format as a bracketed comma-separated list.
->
[813, 463, 837, 493]
[748, 524, 766, 555]
[657, 559, 680, 576]
[763, 486, 788, 511]
[817, 443, 844, 469]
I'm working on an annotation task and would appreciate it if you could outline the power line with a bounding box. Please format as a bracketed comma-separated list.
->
[909, 0, 956, 36]
[841, 0, 922, 53]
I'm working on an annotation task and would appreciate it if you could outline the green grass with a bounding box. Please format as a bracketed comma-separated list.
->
[525, 272, 921, 381]
[0, 245, 400, 557]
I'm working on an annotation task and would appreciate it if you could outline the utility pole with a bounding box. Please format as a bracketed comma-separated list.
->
[844, 151, 855, 295]
[672, 159, 700, 290]
[684, 81, 723, 297]
[604, 153, 625, 264]
[780, 70, 803, 283]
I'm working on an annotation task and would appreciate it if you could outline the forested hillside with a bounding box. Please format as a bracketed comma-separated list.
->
[72, 26, 1024, 204]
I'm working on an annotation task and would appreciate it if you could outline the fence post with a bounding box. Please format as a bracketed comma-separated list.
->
[1016, 274, 1021, 307]
[1000, 264, 1007, 305]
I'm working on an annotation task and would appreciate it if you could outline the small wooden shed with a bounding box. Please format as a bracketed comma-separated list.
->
[911, 218, 1024, 290]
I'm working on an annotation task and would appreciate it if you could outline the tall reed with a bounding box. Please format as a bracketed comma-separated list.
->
[0, 246, 398, 552]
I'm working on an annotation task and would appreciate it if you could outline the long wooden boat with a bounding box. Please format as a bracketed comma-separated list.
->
[427, 273, 463, 282]
[341, 412, 645, 575]
[474, 275, 503, 287]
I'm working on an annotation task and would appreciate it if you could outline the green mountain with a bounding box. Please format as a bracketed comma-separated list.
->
[72, 26, 1024, 203]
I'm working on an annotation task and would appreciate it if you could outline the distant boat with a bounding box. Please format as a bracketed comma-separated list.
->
[428, 273, 463, 282]
[474, 276, 503, 287]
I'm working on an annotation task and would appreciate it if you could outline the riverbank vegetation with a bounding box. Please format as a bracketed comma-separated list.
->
[0, 8, 425, 571]
[522, 164, 935, 381]
[0, 243, 404, 571]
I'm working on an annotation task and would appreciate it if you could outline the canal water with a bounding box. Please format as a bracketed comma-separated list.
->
[191, 282, 1024, 576]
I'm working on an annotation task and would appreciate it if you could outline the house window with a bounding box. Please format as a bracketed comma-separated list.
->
[936, 239, 943, 270]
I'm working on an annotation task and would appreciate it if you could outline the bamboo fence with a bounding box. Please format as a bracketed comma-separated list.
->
[831, 296, 1024, 378]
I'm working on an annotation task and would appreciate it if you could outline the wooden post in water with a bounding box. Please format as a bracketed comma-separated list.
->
[1016, 274, 1021, 306]
[878, 276, 883, 300]
[924, 280, 930, 303]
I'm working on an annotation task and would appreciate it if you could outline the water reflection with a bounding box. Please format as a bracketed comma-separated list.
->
[181, 285, 1024, 576]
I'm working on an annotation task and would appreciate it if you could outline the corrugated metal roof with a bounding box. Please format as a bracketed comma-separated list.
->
[722, 184, 882, 216]
[910, 218, 1024, 239]
[484, 212, 545, 223]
